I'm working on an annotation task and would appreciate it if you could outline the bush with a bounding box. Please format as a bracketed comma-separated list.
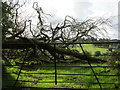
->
[102, 52, 109, 56]
[108, 48, 113, 52]
[94, 51, 101, 56]
[107, 50, 120, 69]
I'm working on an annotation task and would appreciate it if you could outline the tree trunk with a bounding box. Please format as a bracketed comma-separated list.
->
[3, 39, 106, 63]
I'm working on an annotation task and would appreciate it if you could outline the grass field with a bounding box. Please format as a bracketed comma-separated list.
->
[3, 63, 119, 89]
[71, 44, 108, 55]
[2, 44, 119, 89]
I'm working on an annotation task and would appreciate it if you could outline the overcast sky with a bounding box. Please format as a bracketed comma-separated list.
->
[14, 0, 119, 39]
[19, 0, 118, 20]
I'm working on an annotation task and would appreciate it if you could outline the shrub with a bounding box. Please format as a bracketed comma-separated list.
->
[102, 52, 109, 56]
[107, 50, 120, 69]
[94, 51, 101, 56]
[108, 48, 113, 52]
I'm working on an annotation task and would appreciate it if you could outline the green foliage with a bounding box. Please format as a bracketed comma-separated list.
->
[94, 51, 101, 56]
[107, 50, 120, 69]
[2, 2, 14, 41]
[116, 44, 120, 49]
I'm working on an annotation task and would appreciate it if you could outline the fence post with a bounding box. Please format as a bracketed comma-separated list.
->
[54, 44, 57, 85]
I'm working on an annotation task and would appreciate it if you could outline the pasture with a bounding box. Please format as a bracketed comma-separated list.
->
[2, 44, 119, 89]
[3, 63, 118, 89]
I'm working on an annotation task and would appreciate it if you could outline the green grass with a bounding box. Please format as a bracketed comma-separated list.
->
[3, 44, 119, 89]
[71, 44, 108, 55]
[3, 63, 119, 89]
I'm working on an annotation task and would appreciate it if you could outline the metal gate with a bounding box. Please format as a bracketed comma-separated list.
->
[2, 41, 120, 89]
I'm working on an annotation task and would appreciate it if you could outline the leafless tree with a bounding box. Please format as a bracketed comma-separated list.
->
[3, 1, 112, 63]
[27, 2, 110, 45]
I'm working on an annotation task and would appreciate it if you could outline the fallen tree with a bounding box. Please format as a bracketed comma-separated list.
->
[3, 39, 106, 63]
[2, 1, 111, 63]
